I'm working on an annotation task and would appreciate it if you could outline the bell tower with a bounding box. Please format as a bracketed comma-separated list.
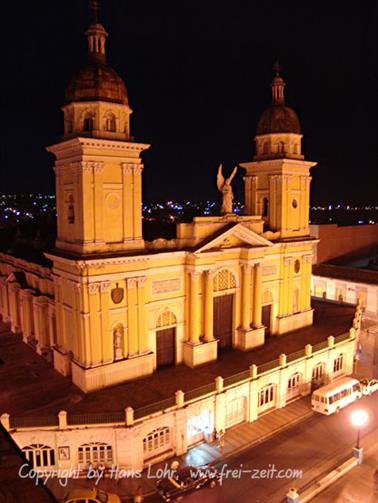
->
[241, 64, 316, 239]
[47, 15, 149, 254]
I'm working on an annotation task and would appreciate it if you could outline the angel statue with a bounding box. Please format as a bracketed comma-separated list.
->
[217, 164, 238, 215]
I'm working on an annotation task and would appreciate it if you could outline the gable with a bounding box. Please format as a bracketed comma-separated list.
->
[194, 223, 273, 254]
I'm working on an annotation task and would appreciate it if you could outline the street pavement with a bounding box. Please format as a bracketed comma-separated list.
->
[310, 428, 378, 503]
[152, 394, 377, 503]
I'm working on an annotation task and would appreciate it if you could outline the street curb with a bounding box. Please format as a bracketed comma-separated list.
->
[121, 408, 315, 500]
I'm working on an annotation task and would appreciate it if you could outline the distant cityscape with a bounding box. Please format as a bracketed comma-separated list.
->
[0, 193, 377, 229]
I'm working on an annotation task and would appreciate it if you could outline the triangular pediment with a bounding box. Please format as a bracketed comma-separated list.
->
[194, 223, 273, 254]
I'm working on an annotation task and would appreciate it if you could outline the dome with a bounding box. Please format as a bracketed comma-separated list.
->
[65, 63, 128, 106]
[256, 104, 301, 135]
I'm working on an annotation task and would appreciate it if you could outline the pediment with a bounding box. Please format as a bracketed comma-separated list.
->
[194, 223, 273, 254]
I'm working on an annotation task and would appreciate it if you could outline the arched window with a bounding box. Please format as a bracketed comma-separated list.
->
[213, 269, 237, 292]
[83, 116, 94, 132]
[78, 442, 113, 468]
[156, 310, 177, 329]
[22, 444, 55, 468]
[262, 197, 269, 217]
[333, 354, 344, 373]
[143, 427, 170, 457]
[276, 141, 285, 153]
[106, 114, 116, 132]
[312, 362, 325, 383]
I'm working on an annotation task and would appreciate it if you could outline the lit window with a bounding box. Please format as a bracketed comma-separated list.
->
[22, 444, 55, 469]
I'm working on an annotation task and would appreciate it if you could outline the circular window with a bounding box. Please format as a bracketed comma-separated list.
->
[292, 199, 298, 209]
[294, 260, 301, 273]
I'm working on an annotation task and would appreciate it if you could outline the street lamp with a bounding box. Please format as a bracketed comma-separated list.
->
[350, 409, 368, 450]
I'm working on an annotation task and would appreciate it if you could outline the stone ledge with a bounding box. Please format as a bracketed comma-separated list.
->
[235, 326, 265, 351]
[71, 353, 154, 392]
[183, 339, 218, 368]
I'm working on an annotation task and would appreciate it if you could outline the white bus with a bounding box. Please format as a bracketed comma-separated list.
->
[311, 377, 362, 415]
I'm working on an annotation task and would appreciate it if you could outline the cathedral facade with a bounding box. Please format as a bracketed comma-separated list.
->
[0, 22, 317, 392]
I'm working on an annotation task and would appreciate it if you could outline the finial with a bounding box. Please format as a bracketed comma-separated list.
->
[89, 0, 100, 24]
[85, 1, 107, 64]
[273, 60, 281, 76]
[271, 60, 285, 105]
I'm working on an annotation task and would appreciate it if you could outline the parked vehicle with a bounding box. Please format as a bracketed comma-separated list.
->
[311, 377, 362, 415]
[156, 465, 220, 502]
[64, 488, 121, 503]
[360, 378, 378, 396]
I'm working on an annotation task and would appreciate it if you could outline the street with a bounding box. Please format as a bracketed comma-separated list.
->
[149, 393, 378, 503]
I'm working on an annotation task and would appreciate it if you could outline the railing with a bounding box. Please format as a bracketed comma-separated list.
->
[134, 396, 176, 420]
[334, 332, 350, 344]
[67, 411, 125, 426]
[10, 415, 59, 429]
[223, 370, 250, 388]
[286, 348, 306, 363]
[257, 358, 280, 375]
[184, 383, 216, 402]
[312, 340, 329, 352]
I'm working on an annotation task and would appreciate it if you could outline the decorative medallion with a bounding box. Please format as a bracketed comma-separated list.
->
[294, 259, 301, 274]
[111, 283, 124, 304]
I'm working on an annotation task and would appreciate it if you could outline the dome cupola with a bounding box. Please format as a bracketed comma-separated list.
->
[254, 63, 303, 160]
[61, 6, 132, 141]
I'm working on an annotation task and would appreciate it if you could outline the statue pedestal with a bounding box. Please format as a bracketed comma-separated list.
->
[183, 340, 218, 368]
[235, 327, 265, 351]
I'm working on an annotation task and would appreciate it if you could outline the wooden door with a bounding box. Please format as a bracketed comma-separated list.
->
[213, 294, 233, 350]
[262, 304, 272, 335]
[156, 327, 175, 367]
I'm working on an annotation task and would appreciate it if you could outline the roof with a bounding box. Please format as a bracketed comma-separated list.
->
[257, 104, 301, 134]
[65, 62, 129, 106]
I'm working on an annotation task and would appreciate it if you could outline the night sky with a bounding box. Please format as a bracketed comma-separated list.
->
[1, 1, 377, 204]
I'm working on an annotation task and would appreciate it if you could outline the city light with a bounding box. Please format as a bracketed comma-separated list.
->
[350, 409, 368, 449]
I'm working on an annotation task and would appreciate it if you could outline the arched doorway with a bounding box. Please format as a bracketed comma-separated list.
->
[156, 311, 177, 368]
[213, 269, 236, 351]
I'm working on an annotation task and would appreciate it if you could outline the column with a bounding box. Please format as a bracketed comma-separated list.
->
[100, 281, 112, 363]
[252, 263, 262, 328]
[93, 162, 104, 244]
[8, 282, 21, 332]
[88, 282, 101, 365]
[133, 165, 143, 240]
[304, 255, 312, 309]
[189, 271, 201, 344]
[127, 278, 138, 356]
[241, 264, 252, 330]
[122, 164, 134, 241]
[81, 162, 95, 244]
[204, 270, 214, 342]
[286, 258, 294, 315]
[137, 277, 148, 353]
[35, 296, 48, 352]
[47, 301, 56, 348]
[70, 282, 80, 359]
